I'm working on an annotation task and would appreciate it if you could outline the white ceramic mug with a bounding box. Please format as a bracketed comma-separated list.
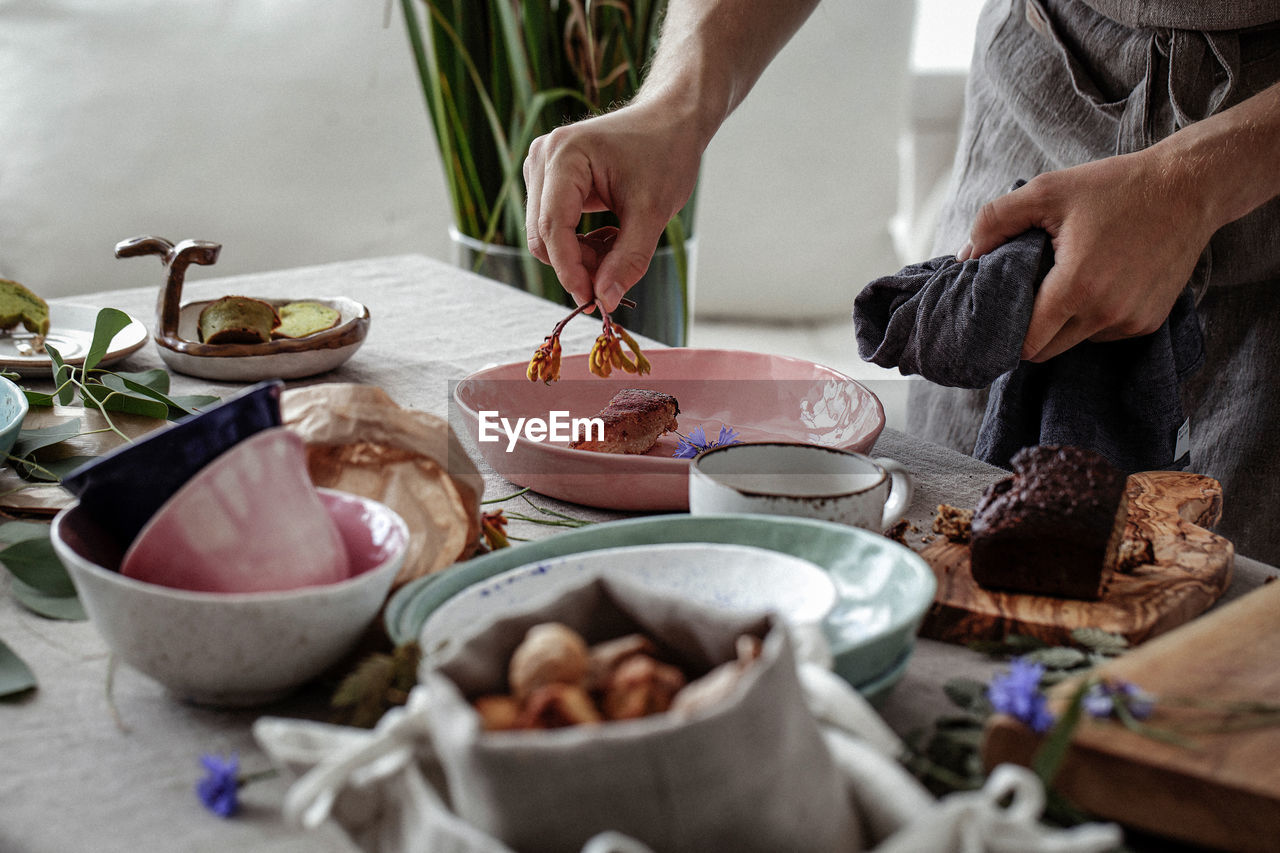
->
[689, 442, 913, 531]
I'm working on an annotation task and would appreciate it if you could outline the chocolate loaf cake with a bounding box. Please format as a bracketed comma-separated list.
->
[970, 445, 1128, 600]
[570, 389, 679, 454]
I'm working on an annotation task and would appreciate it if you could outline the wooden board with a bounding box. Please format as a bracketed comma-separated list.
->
[983, 579, 1280, 853]
[0, 404, 167, 516]
[919, 471, 1234, 646]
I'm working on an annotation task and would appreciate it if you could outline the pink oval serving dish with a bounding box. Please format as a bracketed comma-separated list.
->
[453, 348, 885, 511]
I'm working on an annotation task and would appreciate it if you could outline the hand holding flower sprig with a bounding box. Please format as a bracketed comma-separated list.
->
[527, 297, 648, 384]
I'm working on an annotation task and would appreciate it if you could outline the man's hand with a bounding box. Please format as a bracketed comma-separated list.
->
[523, 0, 822, 312]
[959, 151, 1215, 362]
[960, 81, 1280, 363]
[523, 104, 701, 313]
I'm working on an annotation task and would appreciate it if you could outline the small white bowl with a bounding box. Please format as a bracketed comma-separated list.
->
[419, 542, 837, 663]
[52, 488, 409, 707]
[690, 442, 913, 531]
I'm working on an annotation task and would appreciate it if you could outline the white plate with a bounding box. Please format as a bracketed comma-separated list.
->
[419, 542, 838, 663]
[0, 304, 147, 377]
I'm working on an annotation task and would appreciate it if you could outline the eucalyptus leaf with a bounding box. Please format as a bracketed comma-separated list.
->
[10, 577, 86, 621]
[943, 677, 991, 714]
[0, 520, 53, 545]
[1022, 646, 1091, 671]
[0, 638, 37, 698]
[44, 343, 75, 405]
[967, 633, 1049, 656]
[81, 383, 169, 420]
[109, 368, 170, 395]
[13, 419, 86, 457]
[22, 389, 55, 408]
[167, 394, 220, 414]
[15, 454, 98, 483]
[83, 308, 133, 373]
[97, 373, 209, 419]
[0, 534, 75, 597]
[1071, 627, 1129, 657]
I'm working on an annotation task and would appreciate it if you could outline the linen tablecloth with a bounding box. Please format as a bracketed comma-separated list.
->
[1, 254, 1274, 853]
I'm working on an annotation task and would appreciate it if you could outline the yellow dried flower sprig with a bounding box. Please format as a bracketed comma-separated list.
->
[589, 316, 651, 378]
[527, 297, 646, 384]
[527, 336, 561, 383]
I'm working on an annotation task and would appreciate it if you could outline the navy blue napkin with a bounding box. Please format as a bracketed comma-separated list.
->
[853, 227, 1204, 473]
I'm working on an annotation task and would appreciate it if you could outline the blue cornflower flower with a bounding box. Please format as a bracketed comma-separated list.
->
[987, 658, 1056, 733]
[672, 425, 742, 459]
[1083, 680, 1156, 721]
[196, 752, 241, 818]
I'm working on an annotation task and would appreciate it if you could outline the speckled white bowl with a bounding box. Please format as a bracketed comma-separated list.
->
[52, 488, 409, 707]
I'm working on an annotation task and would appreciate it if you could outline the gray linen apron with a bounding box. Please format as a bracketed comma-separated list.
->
[907, 0, 1280, 563]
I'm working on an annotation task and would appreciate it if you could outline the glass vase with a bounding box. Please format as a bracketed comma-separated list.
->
[449, 229, 694, 347]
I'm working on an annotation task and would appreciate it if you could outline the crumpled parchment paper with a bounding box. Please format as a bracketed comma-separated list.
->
[282, 384, 483, 589]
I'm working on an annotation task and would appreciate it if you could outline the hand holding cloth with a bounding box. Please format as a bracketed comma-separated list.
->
[853, 223, 1204, 473]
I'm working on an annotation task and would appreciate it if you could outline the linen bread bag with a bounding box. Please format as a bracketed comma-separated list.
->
[268, 574, 863, 852]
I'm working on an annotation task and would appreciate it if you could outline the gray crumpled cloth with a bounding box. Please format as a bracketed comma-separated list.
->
[853, 221, 1205, 473]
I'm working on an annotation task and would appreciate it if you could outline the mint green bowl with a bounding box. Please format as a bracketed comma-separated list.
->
[385, 514, 935, 692]
[0, 377, 29, 461]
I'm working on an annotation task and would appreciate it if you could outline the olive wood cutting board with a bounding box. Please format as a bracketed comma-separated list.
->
[982, 578, 1280, 852]
[918, 471, 1234, 646]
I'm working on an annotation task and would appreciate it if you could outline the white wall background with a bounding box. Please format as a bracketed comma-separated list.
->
[696, 1, 915, 320]
[0, 1, 935, 322]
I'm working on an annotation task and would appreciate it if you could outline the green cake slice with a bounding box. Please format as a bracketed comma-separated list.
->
[0, 279, 50, 338]
[198, 296, 280, 344]
[273, 301, 341, 339]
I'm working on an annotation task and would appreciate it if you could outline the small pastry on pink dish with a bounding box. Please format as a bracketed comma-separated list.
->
[121, 427, 351, 593]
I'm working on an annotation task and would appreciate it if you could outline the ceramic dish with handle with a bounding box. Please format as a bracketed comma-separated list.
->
[158, 294, 369, 381]
[386, 513, 935, 692]
[115, 235, 370, 381]
[453, 348, 885, 511]
[417, 542, 838, 666]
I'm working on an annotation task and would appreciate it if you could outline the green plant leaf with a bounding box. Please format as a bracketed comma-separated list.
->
[0, 532, 74, 597]
[331, 642, 421, 729]
[10, 577, 86, 621]
[1071, 627, 1129, 657]
[1022, 646, 1090, 671]
[81, 383, 169, 421]
[14, 455, 97, 483]
[22, 389, 54, 408]
[0, 638, 36, 698]
[943, 677, 991, 714]
[168, 394, 219, 413]
[109, 367, 170, 395]
[968, 633, 1049, 656]
[44, 344, 75, 405]
[96, 373, 211, 419]
[13, 419, 86, 457]
[0, 521, 54, 545]
[83, 308, 134, 373]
